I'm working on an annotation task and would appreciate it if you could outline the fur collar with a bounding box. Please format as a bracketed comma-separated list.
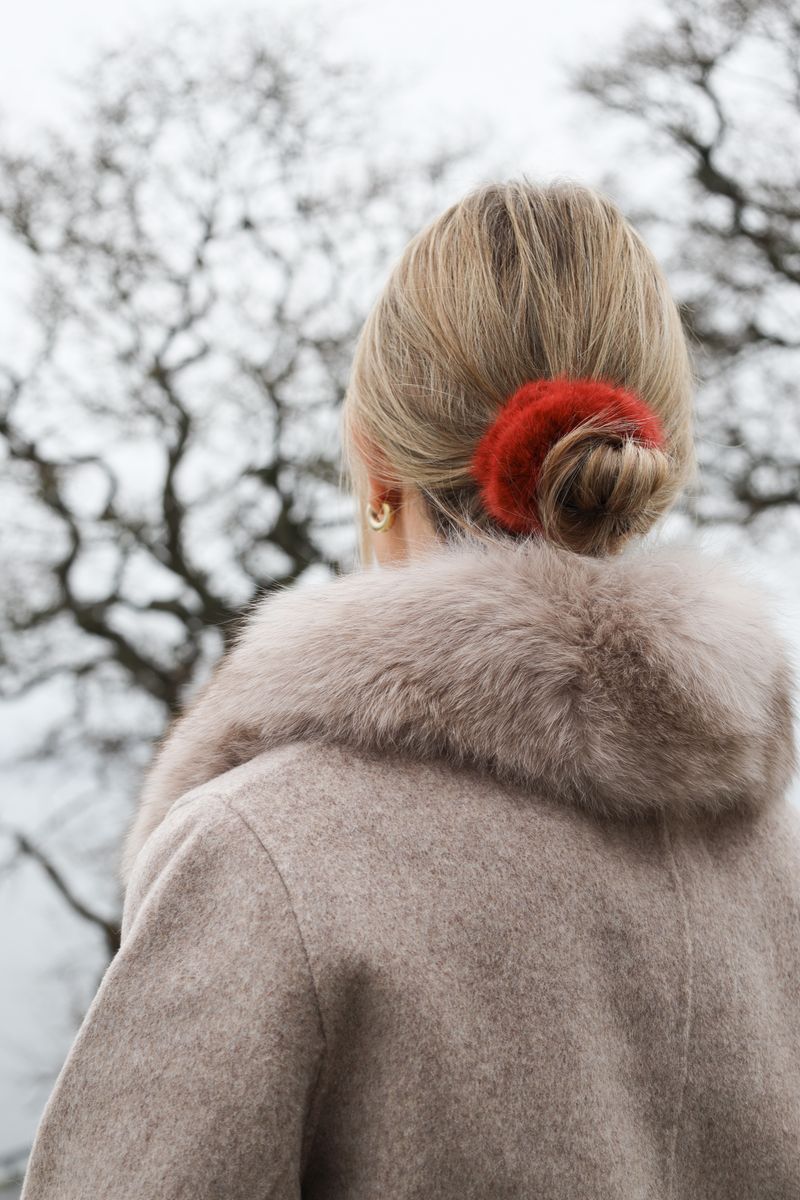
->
[121, 534, 798, 882]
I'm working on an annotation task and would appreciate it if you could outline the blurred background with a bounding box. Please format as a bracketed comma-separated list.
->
[1, 0, 799, 1190]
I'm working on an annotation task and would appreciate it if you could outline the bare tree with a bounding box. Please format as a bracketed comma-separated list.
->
[0, 6, 471, 1030]
[572, 0, 800, 534]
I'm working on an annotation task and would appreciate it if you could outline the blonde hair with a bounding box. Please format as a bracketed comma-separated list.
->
[342, 178, 698, 560]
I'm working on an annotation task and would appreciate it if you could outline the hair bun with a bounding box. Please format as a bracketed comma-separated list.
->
[470, 376, 668, 537]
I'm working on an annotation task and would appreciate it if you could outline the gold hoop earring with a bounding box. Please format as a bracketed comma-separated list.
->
[366, 500, 396, 533]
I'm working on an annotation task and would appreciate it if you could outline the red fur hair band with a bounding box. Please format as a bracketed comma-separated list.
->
[470, 376, 668, 536]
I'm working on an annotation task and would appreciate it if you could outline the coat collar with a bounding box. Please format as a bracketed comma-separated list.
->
[122, 533, 798, 882]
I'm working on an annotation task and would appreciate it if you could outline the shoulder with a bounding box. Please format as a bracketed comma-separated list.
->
[120, 771, 303, 944]
[136, 738, 596, 916]
[151, 738, 492, 875]
[123, 741, 426, 913]
[158, 735, 575, 852]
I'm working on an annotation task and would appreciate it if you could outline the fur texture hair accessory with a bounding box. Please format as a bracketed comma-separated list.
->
[470, 376, 668, 535]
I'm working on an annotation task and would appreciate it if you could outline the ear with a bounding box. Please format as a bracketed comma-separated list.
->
[366, 475, 404, 514]
[350, 429, 402, 509]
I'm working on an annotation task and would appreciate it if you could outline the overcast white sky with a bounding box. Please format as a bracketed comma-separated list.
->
[0, 0, 646, 179]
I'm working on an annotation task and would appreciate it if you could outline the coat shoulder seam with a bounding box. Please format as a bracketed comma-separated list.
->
[220, 796, 329, 1146]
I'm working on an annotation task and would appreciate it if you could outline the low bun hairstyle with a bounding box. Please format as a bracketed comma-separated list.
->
[342, 179, 698, 559]
[535, 415, 676, 557]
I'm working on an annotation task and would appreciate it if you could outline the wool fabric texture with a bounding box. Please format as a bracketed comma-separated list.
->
[471, 377, 668, 533]
[21, 533, 800, 1200]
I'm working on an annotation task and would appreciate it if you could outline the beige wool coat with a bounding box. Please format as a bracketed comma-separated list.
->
[21, 534, 800, 1199]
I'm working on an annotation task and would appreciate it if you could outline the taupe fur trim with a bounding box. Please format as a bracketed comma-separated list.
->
[121, 535, 798, 882]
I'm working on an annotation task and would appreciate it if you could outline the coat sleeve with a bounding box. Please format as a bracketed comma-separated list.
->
[21, 793, 326, 1200]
